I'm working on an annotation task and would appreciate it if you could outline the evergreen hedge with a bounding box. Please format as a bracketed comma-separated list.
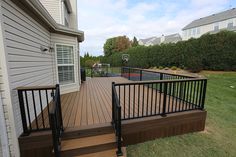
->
[101, 31, 236, 72]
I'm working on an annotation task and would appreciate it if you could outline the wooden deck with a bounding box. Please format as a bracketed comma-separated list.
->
[61, 77, 130, 128]
[33, 76, 192, 129]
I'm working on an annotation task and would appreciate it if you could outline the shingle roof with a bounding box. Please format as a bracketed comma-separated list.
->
[163, 33, 182, 44]
[139, 33, 182, 46]
[182, 8, 236, 30]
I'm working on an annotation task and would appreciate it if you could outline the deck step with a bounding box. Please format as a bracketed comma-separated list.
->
[62, 123, 114, 140]
[76, 147, 127, 157]
[60, 133, 117, 157]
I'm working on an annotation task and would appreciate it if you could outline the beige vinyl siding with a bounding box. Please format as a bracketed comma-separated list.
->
[51, 33, 80, 94]
[1, 0, 57, 137]
[39, 0, 61, 24]
[0, 68, 3, 157]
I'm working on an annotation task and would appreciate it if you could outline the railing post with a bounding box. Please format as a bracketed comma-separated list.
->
[201, 80, 207, 110]
[140, 70, 142, 81]
[49, 113, 60, 157]
[128, 67, 131, 80]
[56, 84, 64, 132]
[112, 82, 115, 125]
[18, 90, 29, 135]
[116, 106, 123, 156]
[161, 82, 167, 117]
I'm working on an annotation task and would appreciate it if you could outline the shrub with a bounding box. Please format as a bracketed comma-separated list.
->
[171, 66, 177, 70]
[100, 31, 236, 71]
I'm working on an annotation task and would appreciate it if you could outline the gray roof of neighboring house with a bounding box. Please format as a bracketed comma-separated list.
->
[183, 8, 236, 30]
[139, 37, 157, 44]
[139, 33, 182, 46]
[163, 33, 182, 44]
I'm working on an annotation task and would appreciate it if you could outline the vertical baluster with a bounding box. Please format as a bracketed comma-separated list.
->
[167, 82, 171, 113]
[188, 81, 193, 110]
[146, 84, 149, 116]
[46, 90, 50, 126]
[195, 81, 200, 108]
[192, 81, 196, 109]
[182, 81, 187, 111]
[133, 85, 136, 118]
[151, 83, 154, 115]
[161, 83, 167, 116]
[159, 82, 162, 114]
[24, 91, 32, 131]
[18, 90, 29, 135]
[138, 84, 140, 117]
[154, 83, 158, 114]
[142, 84, 145, 117]
[32, 90, 38, 130]
[172, 82, 176, 112]
[39, 90, 45, 129]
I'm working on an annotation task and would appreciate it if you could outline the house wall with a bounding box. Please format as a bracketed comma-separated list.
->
[39, 0, 61, 24]
[51, 33, 80, 94]
[183, 17, 236, 40]
[1, 0, 57, 138]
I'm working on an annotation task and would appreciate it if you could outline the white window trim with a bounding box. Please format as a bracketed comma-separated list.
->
[55, 43, 76, 87]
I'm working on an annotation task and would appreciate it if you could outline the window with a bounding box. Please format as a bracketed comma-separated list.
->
[188, 29, 192, 36]
[227, 19, 234, 29]
[197, 27, 200, 35]
[192, 28, 196, 36]
[56, 45, 75, 85]
[214, 22, 219, 31]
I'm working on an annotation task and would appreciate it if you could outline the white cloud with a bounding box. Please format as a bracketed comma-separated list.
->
[78, 0, 233, 56]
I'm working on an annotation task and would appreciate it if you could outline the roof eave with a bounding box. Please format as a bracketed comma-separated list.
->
[22, 0, 84, 42]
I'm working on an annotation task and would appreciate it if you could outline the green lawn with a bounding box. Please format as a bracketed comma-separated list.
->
[127, 71, 236, 157]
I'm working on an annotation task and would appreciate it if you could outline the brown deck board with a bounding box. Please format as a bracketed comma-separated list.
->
[32, 77, 191, 129]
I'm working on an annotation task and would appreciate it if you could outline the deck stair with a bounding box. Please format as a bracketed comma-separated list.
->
[60, 132, 126, 157]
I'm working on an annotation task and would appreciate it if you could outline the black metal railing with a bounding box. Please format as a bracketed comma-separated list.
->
[17, 84, 63, 135]
[112, 67, 207, 154]
[49, 84, 63, 157]
[112, 82, 123, 156]
[84, 67, 121, 78]
[113, 78, 207, 120]
[121, 67, 194, 81]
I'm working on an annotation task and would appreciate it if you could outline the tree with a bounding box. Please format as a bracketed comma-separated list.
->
[132, 36, 139, 47]
[103, 36, 131, 56]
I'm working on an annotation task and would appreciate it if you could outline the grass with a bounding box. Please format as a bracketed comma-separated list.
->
[127, 71, 236, 157]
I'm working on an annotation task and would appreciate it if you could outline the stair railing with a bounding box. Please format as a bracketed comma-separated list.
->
[112, 82, 123, 156]
[49, 84, 63, 157]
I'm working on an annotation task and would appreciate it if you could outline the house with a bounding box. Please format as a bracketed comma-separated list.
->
[182, 8, 236, 40]
[0, 0, 84, 156]
[139, 33, 182, 46]
[0, 1, 208, 157]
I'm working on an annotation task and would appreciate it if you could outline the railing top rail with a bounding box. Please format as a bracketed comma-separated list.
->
[114, 77, 207, 86]
[16, 85, 56, 91]
[122, 67, 199, 78]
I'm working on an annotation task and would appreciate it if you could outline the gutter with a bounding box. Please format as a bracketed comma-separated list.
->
[64, 0, 72, 13]
[23, 0, 84, 42]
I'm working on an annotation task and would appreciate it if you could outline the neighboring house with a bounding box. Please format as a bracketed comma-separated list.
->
[182, 8, 236, 40]
[139, 33, 182, 46]
[0, 0, 84, 156]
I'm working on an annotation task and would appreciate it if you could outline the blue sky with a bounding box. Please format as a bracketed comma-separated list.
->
[77, 0, 236, 56]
